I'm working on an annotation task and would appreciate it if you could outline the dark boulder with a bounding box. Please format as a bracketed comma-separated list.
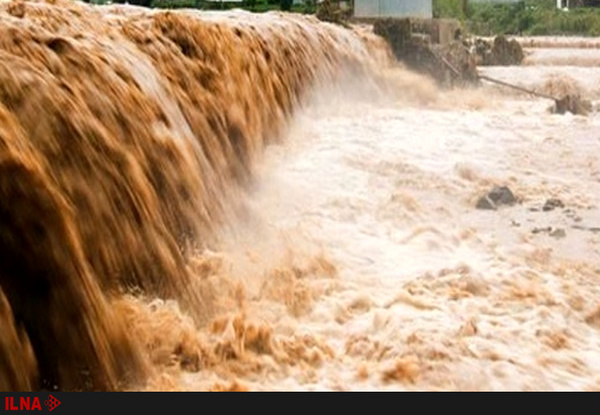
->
[466, 36, 524, 66]
[476, 186, 517, 210]
[542, 198, 565, 212]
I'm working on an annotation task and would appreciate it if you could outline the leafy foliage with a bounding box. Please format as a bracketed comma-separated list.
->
[121, 0, 600, 36]
[466, 0, 600, 36]
[433, 0, 467, 21]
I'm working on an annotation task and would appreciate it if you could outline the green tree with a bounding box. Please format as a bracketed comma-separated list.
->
[433, 0, 467, 20]
[280, 0, 293, 11]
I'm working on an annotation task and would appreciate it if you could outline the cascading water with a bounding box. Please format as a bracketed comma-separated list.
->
[0, 0, 394, 390]
[3, 1, 600, 393]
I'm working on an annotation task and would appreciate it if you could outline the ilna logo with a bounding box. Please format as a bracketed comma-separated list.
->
[4, 395, 61, 412]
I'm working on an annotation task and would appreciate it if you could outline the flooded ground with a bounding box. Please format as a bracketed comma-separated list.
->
[155, 38, 600, 391]
[1, 1, 599, 392]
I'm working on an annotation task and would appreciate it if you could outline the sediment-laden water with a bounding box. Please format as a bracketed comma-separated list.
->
[1, 1, 599, 391]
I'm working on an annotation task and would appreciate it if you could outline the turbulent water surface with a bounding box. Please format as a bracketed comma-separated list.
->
[195, 44, 600, 391]
[0, 1, 600, 391]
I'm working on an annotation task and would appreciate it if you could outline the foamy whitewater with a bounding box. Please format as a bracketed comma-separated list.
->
[1, 1, 600, 391]
[164, 40, 600, 391]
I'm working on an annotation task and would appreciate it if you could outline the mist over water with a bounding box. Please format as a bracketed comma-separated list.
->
[1, 1, 600, 391]
[0, 0, 394, 390]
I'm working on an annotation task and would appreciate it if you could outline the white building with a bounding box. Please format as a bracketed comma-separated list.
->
[353, 0, 432, 19]
[555, 1, 600, 8]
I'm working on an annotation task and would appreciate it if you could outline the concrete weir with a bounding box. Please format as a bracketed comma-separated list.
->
[370, 17, 478, 86]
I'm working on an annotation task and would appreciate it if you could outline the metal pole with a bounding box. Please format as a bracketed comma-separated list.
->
[433, 50, 560, 103]
[478, 75, 559, 101]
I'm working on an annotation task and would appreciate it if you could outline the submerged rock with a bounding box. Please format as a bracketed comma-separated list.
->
[531, 227, 567, 239]
[553, 95, 592, 116]
[465, 36, 524, 66]
[543, 198, 565, 212]
[476, 186, 517, 210]
[491, 36, 524, 66]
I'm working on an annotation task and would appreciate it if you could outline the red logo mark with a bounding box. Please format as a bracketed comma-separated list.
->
[4, 397, 41, 411]
[43, 396, 60, 412]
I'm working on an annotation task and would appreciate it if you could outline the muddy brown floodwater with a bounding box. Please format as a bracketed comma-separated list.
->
[0, 1, 599, 391]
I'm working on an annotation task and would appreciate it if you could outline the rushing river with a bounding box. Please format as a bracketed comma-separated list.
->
[177, 38, 600, 391]
[0, 1, 599, 391]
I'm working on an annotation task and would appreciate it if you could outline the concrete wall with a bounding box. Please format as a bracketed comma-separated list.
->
[354, 0, 433, 19]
